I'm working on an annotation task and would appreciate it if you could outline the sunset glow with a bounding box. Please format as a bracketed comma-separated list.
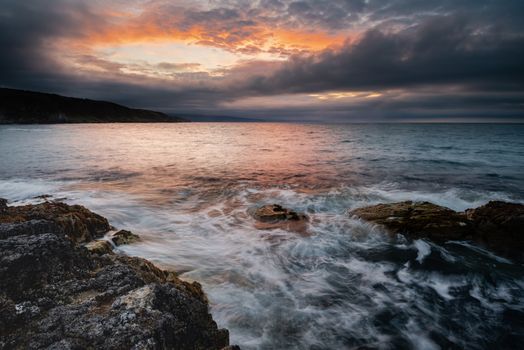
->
[2, 0, 524, 121]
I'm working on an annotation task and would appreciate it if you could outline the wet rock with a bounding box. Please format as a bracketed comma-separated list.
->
[465, 201, 524, 260]
[112, 229, 140, 246]
[351, 200, 524, 261]
[249, 204, 308, 222]
[0, 201, 110, 243]
[33, 194, 52, 200]
[0, 198, 7, 212]
[248, 204, 309, 235]
[350, 201, 471, 241]
[0, 200, 232, 350]
[86, 240, 113, 255]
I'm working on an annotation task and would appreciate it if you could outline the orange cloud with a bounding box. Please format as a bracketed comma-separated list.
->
[77, 6, 349, 57]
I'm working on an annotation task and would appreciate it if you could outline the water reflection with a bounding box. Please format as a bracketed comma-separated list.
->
[1, 123, 524, 349]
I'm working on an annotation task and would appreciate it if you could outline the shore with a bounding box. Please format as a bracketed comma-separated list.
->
[0, 198, 237, 349]
[1, 196, 523, 349]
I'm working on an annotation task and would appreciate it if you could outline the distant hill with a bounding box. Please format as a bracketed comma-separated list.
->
[182, 114, 265, 122]
[0, 88, 187, 124]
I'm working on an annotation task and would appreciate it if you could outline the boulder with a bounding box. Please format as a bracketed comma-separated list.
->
[112, 229, 140, 246]
[350, 201, 471, 241]
[351, 200, 524, 261]
[0, 200, 233, 350]
[248, 204, 309, 235]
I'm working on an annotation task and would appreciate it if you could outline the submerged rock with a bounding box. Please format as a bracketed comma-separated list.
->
[350, 200, 524, 260]
[0, 199, 232, 350]
[112, 229, 140, 246]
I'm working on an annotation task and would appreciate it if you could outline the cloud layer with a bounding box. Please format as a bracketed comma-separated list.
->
[1, 0, 523, 121]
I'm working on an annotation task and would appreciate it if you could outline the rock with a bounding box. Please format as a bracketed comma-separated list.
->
[350, 201, 472, 241]
[248, 204, 309, 235]
[86, 240, 113, 255]
[249, 204, 307, 223]
[0, 200, 233, 350]
[33, 194, 52, 200]
[0, 198, 7, 213]
[112, 229, 140, 246]
[465, 201, 524, 260]
[0, 201, 110, 244]
[351, 200, 524, 261]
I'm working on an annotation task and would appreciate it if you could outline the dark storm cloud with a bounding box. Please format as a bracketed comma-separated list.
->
[1, 0, 524, 121]
[0, 0, 96, 86]
[239, 14, 524, 95]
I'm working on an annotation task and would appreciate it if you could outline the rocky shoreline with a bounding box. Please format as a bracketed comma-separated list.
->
[1, 197, 523, 349]
[0, 199, 235, 350]
[350, 200, 524, 262]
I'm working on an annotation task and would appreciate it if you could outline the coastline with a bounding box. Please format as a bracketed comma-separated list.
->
[1, 195, 522, 348]
[0, 198, 236, 350]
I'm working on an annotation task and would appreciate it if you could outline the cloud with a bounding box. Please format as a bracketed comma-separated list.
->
[0, 0, 523, 121]
[237, 15, 524, 96]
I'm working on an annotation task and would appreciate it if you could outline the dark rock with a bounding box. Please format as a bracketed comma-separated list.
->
[0, 232, 92, 301]
[351, 200, 524, 261]
[112, 229, 140, 246]
[0, 201, 110, 243]
[0, 198, 7, 212]
[33, 194, 52, 200]
[350, 201, 471, 241]
[0, 219, 60, 240]
[465, 201, 524, 260]
[0, 200, 232, 350]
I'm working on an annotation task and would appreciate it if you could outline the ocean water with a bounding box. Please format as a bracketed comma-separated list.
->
[1, 123, 523, 349]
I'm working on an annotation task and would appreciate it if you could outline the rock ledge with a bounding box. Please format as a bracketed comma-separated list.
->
[0, 199, 233, 350]
[350, 200, 524, 261]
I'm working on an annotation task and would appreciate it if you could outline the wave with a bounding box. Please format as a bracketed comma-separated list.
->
[1, 177, 523, 349]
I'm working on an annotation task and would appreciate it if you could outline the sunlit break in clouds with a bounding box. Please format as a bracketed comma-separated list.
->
[1, 0, 524, 122]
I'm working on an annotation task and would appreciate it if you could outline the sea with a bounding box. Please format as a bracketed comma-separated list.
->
[1, 123, 523, 349]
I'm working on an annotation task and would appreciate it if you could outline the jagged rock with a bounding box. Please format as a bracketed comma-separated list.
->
[351, 200, 524, 261]
[86, 240, 114, 255]
[350, 201, 471, 241]
[0, 201, 110, 243]
[112, 229, 140, 246]
[0, 200, 233, 350]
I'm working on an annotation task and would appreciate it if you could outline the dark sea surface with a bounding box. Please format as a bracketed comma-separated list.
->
[1, 123, 523, 349]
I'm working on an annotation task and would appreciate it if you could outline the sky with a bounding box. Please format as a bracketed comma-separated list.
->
[1, 0, 524, 122]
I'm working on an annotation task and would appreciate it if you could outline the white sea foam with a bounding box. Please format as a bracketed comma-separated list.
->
[414, 240, 432, 264]
[2, 123, 523, 349]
